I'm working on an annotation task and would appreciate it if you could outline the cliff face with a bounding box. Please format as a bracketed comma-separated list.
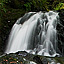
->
[58, 10, 64, 56]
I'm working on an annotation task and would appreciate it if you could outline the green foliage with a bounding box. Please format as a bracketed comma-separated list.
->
[24, 0, 49, 12]
[24, 2, 32, 11]
[54, 3, 64, 10]
[0, 0, 64, 13]
[32, 0, 49, 11]
[0, 0, 7, 16]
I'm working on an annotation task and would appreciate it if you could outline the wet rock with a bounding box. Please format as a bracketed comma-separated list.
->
[42, 57, 48, 64]
[33, 56, 43, 64]
[30, 61, 37, 64]
[16, 51, 28, 56]
[59, 9, 64, 22]
[50, 61, 56, 64]
[56, 9, 64, 56]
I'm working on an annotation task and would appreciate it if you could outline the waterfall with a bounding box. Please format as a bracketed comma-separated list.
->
[5, 11, 61, 57]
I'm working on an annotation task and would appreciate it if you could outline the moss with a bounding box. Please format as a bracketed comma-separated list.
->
[55, 57, 64, 64]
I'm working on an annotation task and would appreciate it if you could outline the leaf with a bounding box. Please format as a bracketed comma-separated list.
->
[3, 8, 6, 13]
[24, 4, 28, 7]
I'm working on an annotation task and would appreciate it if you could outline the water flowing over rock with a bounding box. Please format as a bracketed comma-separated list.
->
[5, 11, 62, 57]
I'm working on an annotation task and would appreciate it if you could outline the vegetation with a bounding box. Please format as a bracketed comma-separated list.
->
[0, 0, 64, 54]
[54, 3, 64, 10]
[0, 0, 64, 14]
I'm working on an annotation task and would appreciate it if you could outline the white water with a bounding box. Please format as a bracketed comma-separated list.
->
[5, 11, 60, 57]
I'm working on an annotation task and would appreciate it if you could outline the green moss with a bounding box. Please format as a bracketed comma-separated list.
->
[55, 57, 64, 64]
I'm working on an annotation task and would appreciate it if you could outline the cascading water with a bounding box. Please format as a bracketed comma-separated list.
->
[5, 11, 61, 57]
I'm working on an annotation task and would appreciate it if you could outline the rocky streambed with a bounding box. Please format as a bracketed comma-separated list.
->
[0, 51, 64, 64]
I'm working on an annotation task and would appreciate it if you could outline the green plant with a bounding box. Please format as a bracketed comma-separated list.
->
[0, 0, 8, 16]
[24, 2, 32, 11]
[54, 3, 64, 10]
[23, 0, 49, 11]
